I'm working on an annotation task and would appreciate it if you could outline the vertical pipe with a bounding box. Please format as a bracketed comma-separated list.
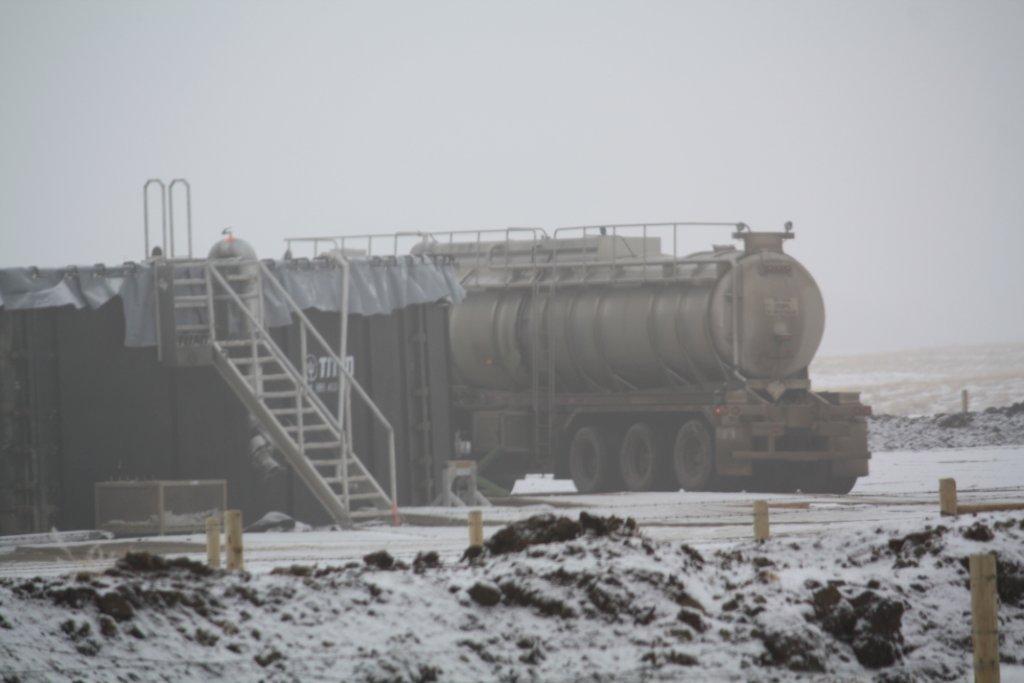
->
[299, 324, 307, 455]
[204, 263, 216, 341]
[157, 483, 165, 536]
[388, 429, 397, 510]
[731, 259, 741, 368]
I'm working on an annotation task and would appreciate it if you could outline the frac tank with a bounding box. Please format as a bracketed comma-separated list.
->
[435, 229, 825, 392]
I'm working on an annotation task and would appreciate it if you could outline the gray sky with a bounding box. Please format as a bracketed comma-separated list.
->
[1, 0, 1022, 355]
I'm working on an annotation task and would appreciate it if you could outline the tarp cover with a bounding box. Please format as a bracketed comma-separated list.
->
[0, 257, 464, 347]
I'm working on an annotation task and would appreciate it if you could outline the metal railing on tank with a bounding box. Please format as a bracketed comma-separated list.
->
[285, 227, 550, 286]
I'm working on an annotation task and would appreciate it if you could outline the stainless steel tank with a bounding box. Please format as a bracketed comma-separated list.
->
[440, 230, 825, 391]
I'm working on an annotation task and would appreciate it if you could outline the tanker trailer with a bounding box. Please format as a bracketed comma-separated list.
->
[418, 222, 871, 494]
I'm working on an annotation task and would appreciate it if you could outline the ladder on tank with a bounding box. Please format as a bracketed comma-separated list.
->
[153, 257, 398, 527]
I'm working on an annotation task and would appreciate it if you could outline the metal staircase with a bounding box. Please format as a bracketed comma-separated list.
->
[154, 256, 399, 527]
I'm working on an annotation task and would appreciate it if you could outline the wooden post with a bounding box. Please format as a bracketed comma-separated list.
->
[156, 482, 166, 536]
[205, 517, 221, 569]
[939, 478, 958, 516]
[753, 500, 770, 541]
[969, 553, 1000, 683]
[225, 509, 244, 571]
[962, 389, 970, 415]
[468, 510, 484, 547]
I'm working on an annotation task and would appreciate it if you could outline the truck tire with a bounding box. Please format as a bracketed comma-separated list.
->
[673, 419, 716, 491]
[814, 475, 857, 495]
[795, 466, 857, 495]
[618, 422, 669, 491]
[569, 426, 617, 494]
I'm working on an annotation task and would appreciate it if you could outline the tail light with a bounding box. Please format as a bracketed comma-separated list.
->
[713, 405, 727, 417]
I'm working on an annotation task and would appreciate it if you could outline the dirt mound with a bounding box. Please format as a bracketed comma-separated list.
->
[1, 513, 1023, 682]
[811, 585, 907, 668]
[483, 512, 637, 556]
[870, 401, 1024, 451]
[111, 552, 213, 577]
[962, 522, 995, 542]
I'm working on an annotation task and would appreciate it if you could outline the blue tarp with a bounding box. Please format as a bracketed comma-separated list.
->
[0, 257, 464, 347]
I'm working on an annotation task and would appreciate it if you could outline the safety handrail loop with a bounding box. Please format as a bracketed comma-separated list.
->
[143, 179, 167, 258]
[168, 178, 193, 258]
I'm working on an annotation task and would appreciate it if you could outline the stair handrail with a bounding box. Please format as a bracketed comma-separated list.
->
[143, 179, 166, 258]
[204, 263, 341, 434]
[168, 179, 193, 258]
[255, 260, 399, 509]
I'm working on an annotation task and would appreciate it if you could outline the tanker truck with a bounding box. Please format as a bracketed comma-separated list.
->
[405, 222, 870, 495]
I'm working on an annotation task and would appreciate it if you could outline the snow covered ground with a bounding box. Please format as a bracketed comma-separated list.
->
[1, 498, 1023, 681]
[812, 342, 1024, 416]
[1, 446, 1022, 681]
[869, 403, 1024, 451]
[2, 447, 1022, 579]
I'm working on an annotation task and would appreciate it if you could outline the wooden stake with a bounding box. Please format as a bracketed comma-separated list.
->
[962, 389, 970, 415]
[468, 510, 484, 547]
[225, 509, 244, 571]
[969, 553, 1000, 683]
[939, 478, 958, 516]
[205, 517, 221, 569]
[753, 500, 770, 541]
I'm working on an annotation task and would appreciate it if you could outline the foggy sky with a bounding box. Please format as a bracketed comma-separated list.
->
[1, 0, 1022, 355]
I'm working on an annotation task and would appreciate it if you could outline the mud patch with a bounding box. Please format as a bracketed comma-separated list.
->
[811, 585, 906, 668]
[483, 512, 637, 556]
[962, 522, 994, 542]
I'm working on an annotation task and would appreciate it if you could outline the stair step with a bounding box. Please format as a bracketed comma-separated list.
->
[220, 339, 264, 348]
[322, 475, 371, 485]
[339, 492, 386, 502]
[260, 373, 293, 382]
[304, 441, 342, 450]
[270, 407, 318, 416]
[312, 459, 344, 468]
[174, 300, 208, 309]
[173, 277, 208, 286]
[258, 390, 300, 399]
[234, 356, 279, 366]
[176, 324, 209, 333]
[350, 508, 393, 519]
[286, 424, 335, 433]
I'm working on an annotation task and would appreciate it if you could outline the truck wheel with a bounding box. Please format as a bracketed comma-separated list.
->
[569, 426, 616, 494]
[796, 467, 858, 495]
[618, 422, 667, 491]
[818, 475, 857, 495]
[673, 419, 716, 491]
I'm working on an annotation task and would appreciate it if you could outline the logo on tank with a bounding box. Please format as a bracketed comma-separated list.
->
[305, 354, 354, 394]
